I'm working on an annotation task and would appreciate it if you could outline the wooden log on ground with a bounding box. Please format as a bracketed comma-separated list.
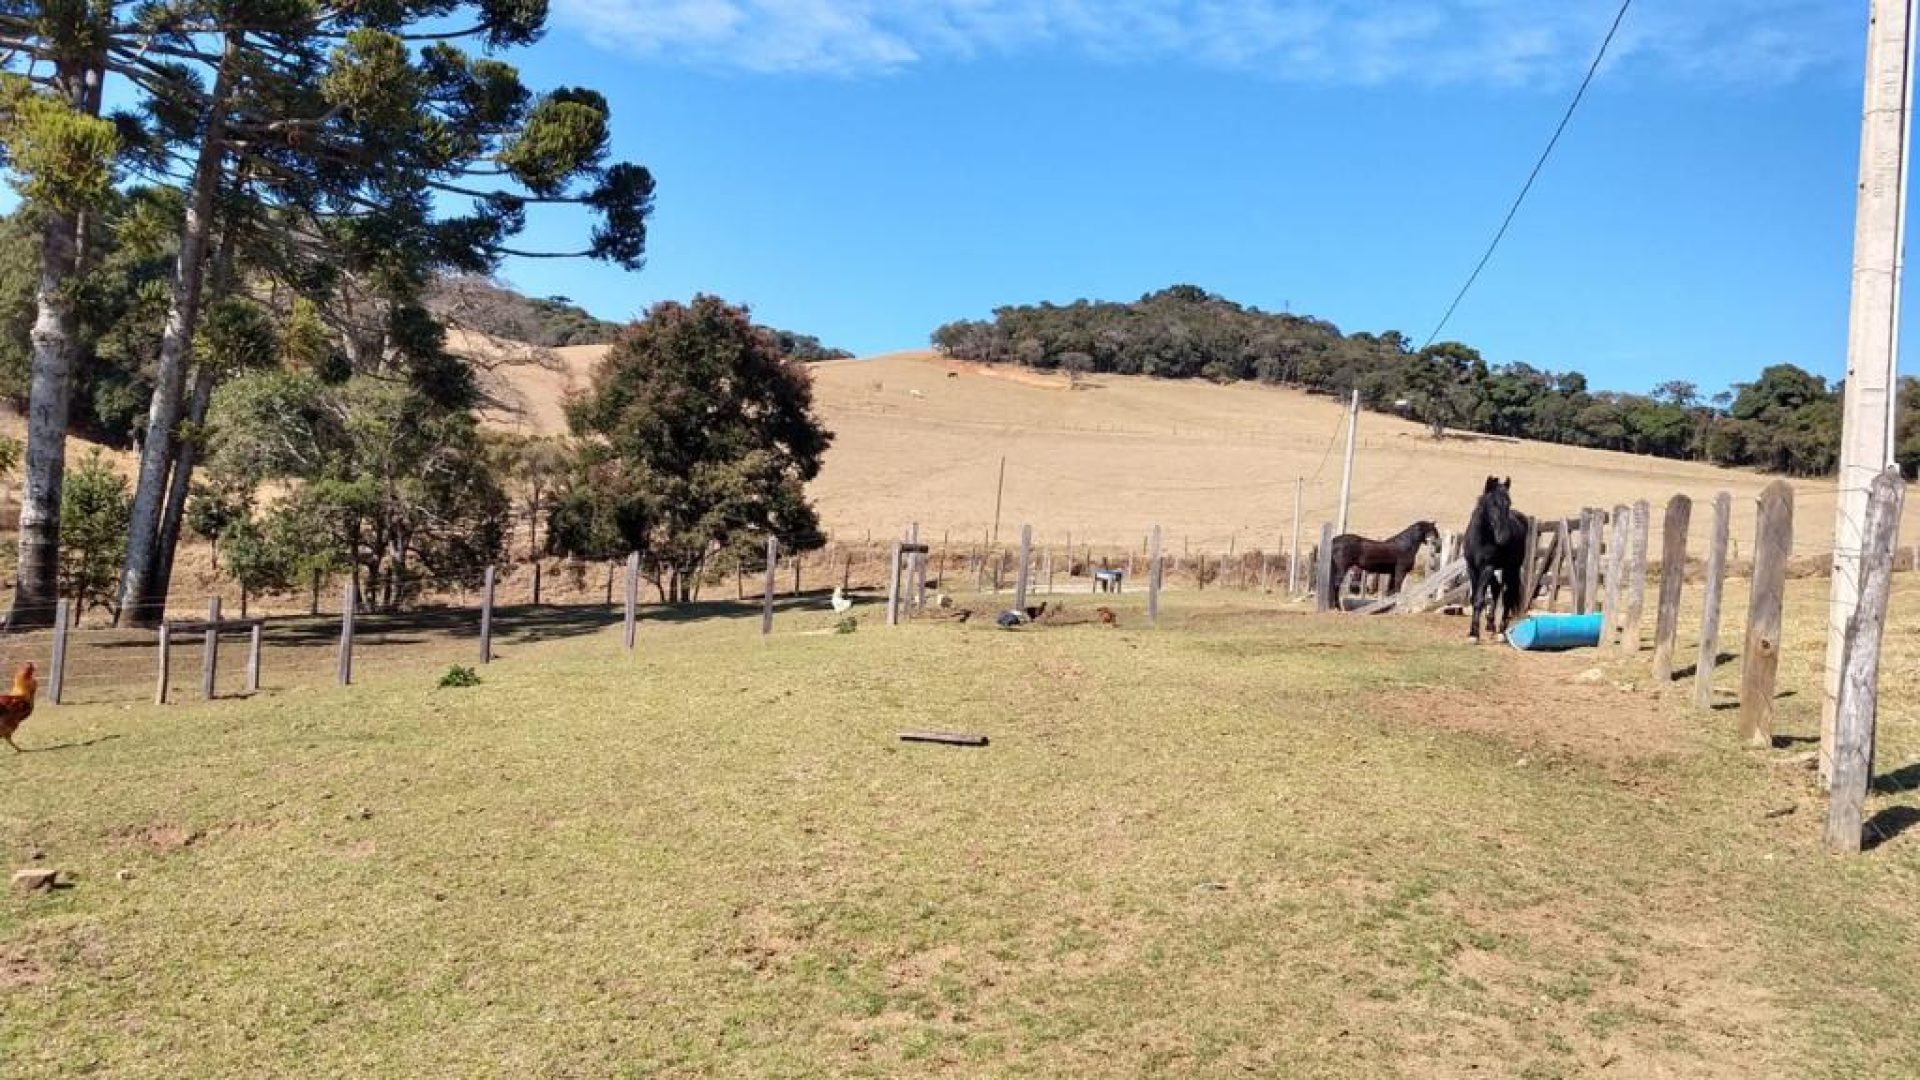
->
[1825, 467, 1905, 854]
[1740, 482, 1794, 747]
[899, 731, 990, 747]
[1694, 492, 1732, 711]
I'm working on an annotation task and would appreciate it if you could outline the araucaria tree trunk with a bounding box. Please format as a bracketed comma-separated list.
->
[149, 366, 218, 607]
[116, 50, 237, 627]
[9, 52, 96, 630]
[10, 208, 82, 629]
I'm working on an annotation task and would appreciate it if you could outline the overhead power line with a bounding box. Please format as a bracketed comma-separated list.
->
[1421, 0, 1636, 350]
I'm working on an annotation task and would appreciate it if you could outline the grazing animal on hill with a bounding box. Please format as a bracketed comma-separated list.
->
[1024, 602, 1048, 622]
[1464, 477, 1530, 641]
[0, 663, 37, 752]
[1321, 521, 1439, 609]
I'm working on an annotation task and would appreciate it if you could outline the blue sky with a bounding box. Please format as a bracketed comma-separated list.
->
[492, 0, 1883, 399]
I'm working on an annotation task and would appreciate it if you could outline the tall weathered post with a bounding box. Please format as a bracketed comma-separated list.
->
[1694, 492, 1733, 710]
[1650, 495, 1692, 683]
[1826, 467, 1906, 853]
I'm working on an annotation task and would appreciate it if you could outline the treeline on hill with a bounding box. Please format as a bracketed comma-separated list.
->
[422, 274, 855, 361]
[932, 285, 1920, 478]
[0, 0, 833, 629]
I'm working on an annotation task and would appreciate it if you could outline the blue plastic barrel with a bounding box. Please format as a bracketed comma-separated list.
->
[1507, 612, 1604, 651]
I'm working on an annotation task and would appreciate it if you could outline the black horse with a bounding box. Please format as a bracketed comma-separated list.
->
[1465, 477, 1529, 640]
[1324, 521, 1440, 608]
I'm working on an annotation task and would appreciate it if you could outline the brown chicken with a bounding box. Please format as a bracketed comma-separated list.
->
[0, 663, 37, 752]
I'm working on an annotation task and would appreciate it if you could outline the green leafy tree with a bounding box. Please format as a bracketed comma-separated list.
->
[58, 450, 130, 618]
[207, 370, 508, 609]
[74, 0, 658, 626]
[557, 296, 833, 603]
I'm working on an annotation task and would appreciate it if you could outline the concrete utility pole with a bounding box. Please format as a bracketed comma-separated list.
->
[1823, 0, 1918, 785]
[990, 455, 1006, 547]
[1289, 477, 1304, 594]
[1336, 388, 1359, 535]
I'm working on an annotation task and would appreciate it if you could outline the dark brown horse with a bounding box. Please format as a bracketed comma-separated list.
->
[1322, 521, 1440, 607]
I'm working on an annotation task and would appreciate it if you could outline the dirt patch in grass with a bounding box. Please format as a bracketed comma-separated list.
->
[1378, 648, 1694, 773]
[0, 950, 50, 989]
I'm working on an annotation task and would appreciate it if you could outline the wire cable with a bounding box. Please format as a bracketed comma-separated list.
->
[1421, 0, 1636, 349]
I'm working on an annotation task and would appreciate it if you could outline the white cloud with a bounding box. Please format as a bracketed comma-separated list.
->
[552, 0, 1861, 86]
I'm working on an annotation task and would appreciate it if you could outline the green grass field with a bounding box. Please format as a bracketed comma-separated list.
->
[4, 585, 1920, 1078]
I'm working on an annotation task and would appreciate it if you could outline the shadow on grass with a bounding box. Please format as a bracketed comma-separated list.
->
[1873, 762, 1920, 794]
[26, 733, 126, 753]
[1712, 689, 1796, 713]
[1668, 652, 1740, 681]
[1864, 805, 1920, 851]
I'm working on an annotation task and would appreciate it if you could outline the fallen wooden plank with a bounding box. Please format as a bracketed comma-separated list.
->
[899, 731, 990, 747]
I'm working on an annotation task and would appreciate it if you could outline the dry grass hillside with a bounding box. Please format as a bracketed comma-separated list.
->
[477, 343, 1906, 558]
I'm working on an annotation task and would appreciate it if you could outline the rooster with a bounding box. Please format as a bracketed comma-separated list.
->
[0, 663, 36, 753]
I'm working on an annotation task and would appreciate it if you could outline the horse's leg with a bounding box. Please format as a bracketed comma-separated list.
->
[1467, 564, 1484, 640]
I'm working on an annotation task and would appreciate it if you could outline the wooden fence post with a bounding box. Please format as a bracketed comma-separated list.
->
[793, 553, 803, 597]
[532, 561, 542, 606]
[1582, 508, 1604, 615]
[202, 596, 222, 700]
[155, 623, 171, 704]
[48, 598, 68, 706]
[1315, 522, 1336, 612]
[623, 552, 639, 652]
[1623, 500, 1650, 653]
[1650, 495, 1692, 682]
[479, 566, 496, 664]
[310, 568, 322, 616]
[905, 523, 918, 611]
[1148, 525, 1163, 626]
[887, 542, 904, 626]
[1014, 525, 1033, 610]
[761, 535, 778, 636]
[1602, 508, 1627, 651]
[337, 581, 356, 686]
[1044, 548, 1054, 596]
[1548, 519, 1571, 612]
[1825, 467, 1906, 853]
[1694, 492, 1733, 710]
[1518, 516, 1542, 614]
[976, 532, 988, 593]
[245, 621, 263, 694]
[1739, 481, 1794, 747]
